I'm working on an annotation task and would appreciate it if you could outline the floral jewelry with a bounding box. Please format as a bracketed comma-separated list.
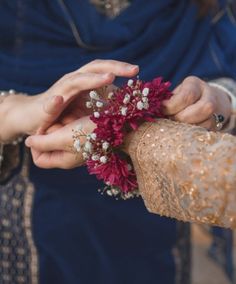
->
[73, 77, 172, 199]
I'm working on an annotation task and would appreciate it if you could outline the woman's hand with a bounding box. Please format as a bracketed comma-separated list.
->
[162, 76, 231, 130]
[25, 116, 94, 169]
[1, 60, 139, 141]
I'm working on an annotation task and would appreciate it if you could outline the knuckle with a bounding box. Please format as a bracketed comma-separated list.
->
[183, 75, 202, 85]
[186, 91, 197, 105]
[60, 73, 73, 82]
[91, 59, 103, 65]
[181, 91, 196, 106]
[203, 101, 215, 115]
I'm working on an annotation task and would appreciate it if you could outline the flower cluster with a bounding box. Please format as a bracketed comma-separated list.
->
[73, 77, 172, 199]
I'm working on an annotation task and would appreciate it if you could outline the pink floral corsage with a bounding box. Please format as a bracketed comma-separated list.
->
[73, 77, 172, 199]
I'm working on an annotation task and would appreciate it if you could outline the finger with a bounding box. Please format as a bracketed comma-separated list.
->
[43, 95, 64, 115]
[45, 124, 63, 134]
[60, 72, 115, 98]
[31, 150, 78, 169]
[25, 130, 72, 152]
[78, 59, 139, 77]
[197, 117, 214, 130]
[163, 80, 202, 115]
[173, 99, 215, 124]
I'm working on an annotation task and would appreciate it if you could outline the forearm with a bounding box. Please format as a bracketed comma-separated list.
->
[124, 119, 236, 228]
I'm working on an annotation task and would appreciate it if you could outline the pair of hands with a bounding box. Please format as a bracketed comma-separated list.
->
[23, 60, 231, 169]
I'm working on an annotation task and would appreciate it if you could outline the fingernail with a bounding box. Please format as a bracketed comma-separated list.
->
[25, 138, 31, 147]
[126, 65, 139, 70]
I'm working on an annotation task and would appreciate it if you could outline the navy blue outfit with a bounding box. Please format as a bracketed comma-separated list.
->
[0, 1, 236, 283]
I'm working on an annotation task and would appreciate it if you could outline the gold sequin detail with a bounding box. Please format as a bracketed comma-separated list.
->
[0, 152, 38, 283]
[125, 119, 236, 228]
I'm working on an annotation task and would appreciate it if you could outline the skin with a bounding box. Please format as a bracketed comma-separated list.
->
[25, 73, 232, 169]
[0, 59, 139, 142]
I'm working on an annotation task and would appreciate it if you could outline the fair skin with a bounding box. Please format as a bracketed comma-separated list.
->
[24, 73, 232, 169]
[0, 60, 139, 142]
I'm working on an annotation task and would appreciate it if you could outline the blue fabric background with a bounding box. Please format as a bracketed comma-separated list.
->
[0, 0, 235, 283]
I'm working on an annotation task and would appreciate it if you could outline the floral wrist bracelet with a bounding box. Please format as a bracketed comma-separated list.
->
[73, 77, 172, 199]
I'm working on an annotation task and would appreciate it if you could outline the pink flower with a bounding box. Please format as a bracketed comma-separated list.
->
[85, 76, 172, 196]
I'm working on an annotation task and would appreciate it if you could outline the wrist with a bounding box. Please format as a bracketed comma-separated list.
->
[0, 92, 34, 141]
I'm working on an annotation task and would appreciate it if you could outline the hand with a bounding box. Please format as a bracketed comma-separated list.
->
[162, 76, 231, 130]
[25, 116, 94, 169]
[2, 60, 139, 140]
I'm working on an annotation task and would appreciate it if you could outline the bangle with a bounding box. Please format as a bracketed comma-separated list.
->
[0, 89, 16, 103]
[208, 79, 236, 132]
[72, 77, 173, 199]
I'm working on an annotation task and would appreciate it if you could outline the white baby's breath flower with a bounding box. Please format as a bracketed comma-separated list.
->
[142, 87, 149, 96]
[143, 102, 149, 110]
[73, 140, 81, 152]
[121, 106, 128, 116]
[142, 97, 148, 103]
[133, 90, 139, 95]
[111, 188, 119, 196]
[89, 90, 99, 100]
[123, 94, 130, 104]
[92, 154, 100, 161]
[100, 156, 108, 164]
[127, 79, 134, 87]
[86, 101, 93, 108]
[84, 141, 92, 152]
[90, 133, 97, 140]
[137, 101, 144, 110]
[102, 142, 110, 150]
[106, 190, 113, 196]
[108, 92, 114, 99]
[82, 152, 89, 159]
[96, 101, 103, 108]
[94, 112, 100, 118]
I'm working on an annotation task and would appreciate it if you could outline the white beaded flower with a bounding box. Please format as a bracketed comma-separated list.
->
[102, 142, 110, 150]
[73, 140, 81, 152]
[84, 141, 93, 152]
[108, 92, 114, 99]
[127, 79, 134, 87]
[96, 101, 103, 108]
[94, 112, 100, 118]
[90, 133, 97, 140]
[82, 152, 89, 159]
[100, 156, 108, 164]
[89, 90, 100, 100]
[121, 106, 128, 116]
[123, 94, 130, 104]
[86, 101, 93, 108]
[92, 154, 100, 161]
[142, 87, 149, 96]
[137, 101, 144, 110]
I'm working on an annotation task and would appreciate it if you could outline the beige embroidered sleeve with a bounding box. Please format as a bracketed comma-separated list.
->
[124, 119, 236, 229]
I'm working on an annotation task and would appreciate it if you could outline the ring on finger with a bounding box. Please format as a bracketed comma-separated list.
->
[212, 113, 225, 131]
